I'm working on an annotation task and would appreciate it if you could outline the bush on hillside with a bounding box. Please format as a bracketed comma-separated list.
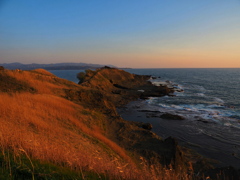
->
[77, 72, 86, 83]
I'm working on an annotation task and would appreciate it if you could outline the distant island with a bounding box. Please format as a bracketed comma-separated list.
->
[0, 62, 117, 70]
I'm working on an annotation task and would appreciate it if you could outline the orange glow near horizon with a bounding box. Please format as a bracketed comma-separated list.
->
[72, 49, 240, 68]
[1, 1, 239, 68]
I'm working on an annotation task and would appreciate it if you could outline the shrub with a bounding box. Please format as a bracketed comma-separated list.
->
[76, 72, 86, 83]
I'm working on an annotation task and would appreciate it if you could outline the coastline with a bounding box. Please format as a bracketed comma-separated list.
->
[118, 95, 240, 169]
[1, 66, 240, 179]
[78, 67, 240, 171]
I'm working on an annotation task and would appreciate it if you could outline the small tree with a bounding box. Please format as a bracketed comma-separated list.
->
[76, 72, 86, 83]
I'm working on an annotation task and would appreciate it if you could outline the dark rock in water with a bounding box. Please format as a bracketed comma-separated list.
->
[160, 113, 185, 120]
[113, 84, 129, 89]
[0, 66, 4, 70]
[138, 110, 160, 113]
[139, 96, 149, 100]
[146, 113, 161, 118]
[151, 76, 157, 79]
[196, 117, 216, 124]
[197, 119, 209, 123]
[142, 123, 153, 130]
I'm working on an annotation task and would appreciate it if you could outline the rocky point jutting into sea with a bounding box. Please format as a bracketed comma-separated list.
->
[0, 65, 239, 179]
[76, 66, 240, 179]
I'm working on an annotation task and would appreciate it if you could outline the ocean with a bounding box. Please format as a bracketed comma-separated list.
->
[50, 70, 84, 84]
[125, 68, 240, 127]
[50, 68, 240, 168]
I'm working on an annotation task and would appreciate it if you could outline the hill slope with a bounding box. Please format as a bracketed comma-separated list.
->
[0, 68, 143, 179]
[1, 67, 236, 179]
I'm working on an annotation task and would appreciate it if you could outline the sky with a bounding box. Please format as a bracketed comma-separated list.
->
[0, 0, 240, 68]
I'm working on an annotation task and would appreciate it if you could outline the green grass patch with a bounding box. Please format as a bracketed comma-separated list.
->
[0, 151, 108, 180]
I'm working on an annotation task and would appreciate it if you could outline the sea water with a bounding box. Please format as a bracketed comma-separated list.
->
[50, 69, 84, 83]
[125, 68, 240, 127]
[124, 68, 240, 168]
[50, 68, 240, 168]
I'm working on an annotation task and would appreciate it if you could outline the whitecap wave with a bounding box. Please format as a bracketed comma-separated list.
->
[207, 104, 224, 109]
[196, 93, 205, 97]
[213, 97, 225, 104]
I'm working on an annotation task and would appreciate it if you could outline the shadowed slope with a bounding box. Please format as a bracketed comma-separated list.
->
[0, 68, 142, 179]
[79, 67, 173, 106]
[0, 67, 230, 179]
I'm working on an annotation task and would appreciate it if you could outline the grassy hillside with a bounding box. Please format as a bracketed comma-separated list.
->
[0, 67, 235, 179]
[0, 68, 142, 179]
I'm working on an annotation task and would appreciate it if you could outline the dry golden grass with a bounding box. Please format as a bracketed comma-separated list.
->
[0, 92, 145, 179]
[0, 69, 206, 179]
[81, 68, 136, 91]
[3, 69, 76, 95]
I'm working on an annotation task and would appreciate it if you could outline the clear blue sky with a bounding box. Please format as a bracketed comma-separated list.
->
[1, 0, 240, 68]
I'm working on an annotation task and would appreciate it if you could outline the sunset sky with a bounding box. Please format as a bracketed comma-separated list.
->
[1, 1, 240, 68]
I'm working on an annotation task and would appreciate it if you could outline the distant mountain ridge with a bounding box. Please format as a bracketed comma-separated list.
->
[0, 62, 116, 70]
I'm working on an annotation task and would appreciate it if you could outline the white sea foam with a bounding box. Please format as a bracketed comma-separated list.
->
[213, 97, 225, 104]
[170, 105, 184, 110]
[154, 101, 232, 124]
[146, 73, 239, 130]
[196, 93, 205, 97]
[147, 98, 239, 132]
[157, 103, 172, 109]
[151, 79, 184, 93]
[174, 92, 186, 97]
[224, 122, 232, 127]
[124, 68, 240, 167]
[207, 104, 224, 109]
[146, 99, 158, 106]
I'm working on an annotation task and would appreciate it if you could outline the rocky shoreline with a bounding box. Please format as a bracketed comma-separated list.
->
[118, 100, 240, 179]
[77, 66, 240, 179]
[1, 66, 239, 179]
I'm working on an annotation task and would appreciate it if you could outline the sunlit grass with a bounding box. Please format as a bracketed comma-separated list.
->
[0, 92, 142, 179]
[0, 68, 215, 179]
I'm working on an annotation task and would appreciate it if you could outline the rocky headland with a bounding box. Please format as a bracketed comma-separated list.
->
[0, 66, 239, 179]
[76, 66, 240, 179]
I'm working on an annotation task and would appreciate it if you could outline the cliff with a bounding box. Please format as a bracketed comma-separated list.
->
[0, 67, 237, 179]
[78, 67, 173, 106]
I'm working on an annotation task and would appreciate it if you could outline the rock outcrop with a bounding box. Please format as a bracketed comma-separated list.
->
[1, 66, 236, 179]
[160, 113, 185, 120]
[78, 67, 174, 106]
[75, 67, 191, 171]
[76, 67, 235, 178]
[141, 123, 153, 130]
